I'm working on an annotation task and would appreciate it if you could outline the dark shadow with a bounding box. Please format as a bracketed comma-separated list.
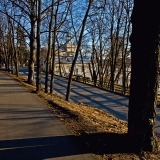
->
[30, 90, 37, 94]
[0, 90, 28, 94]
[0, 77, 13, 81]
[48, 100, 79, 120]
[0, 135, 82, 160]
[78, 132, 138, 154]
[0, 133, 138, 160]
[0, 84, 22, 87]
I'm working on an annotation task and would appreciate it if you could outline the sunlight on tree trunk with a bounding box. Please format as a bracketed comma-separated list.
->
[28, 18, 36, 85]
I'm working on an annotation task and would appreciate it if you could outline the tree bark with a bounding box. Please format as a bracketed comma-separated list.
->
[128, 0, 160, 152]
[50, 28, 56, 94]
[36, 0, 42, 92]
[45, 0, 54, 93]
[28, 17, 36, 85]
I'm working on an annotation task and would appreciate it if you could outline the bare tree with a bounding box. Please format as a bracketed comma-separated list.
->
[44, 0, 54, 93]
[0, 0, 52, 84]
[0, 15, 11, 71]
[82, 0, 131, 93]
[49, 0, 71, 94]
[66, 0, 94, 101]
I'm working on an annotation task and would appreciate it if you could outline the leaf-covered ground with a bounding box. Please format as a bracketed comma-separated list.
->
[4, 70, 160, 160]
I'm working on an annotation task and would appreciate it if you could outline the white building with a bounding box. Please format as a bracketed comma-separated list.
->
[47, 34, 92, 79]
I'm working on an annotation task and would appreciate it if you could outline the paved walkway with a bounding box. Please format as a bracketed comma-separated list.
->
[0, 71, 96, 160]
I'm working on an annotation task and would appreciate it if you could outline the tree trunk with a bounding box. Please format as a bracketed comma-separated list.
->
[128, 0, 160, 152]
[36, 0, 42, 92]
[80, 50, 86, 83]
[7, 55, 10, 71]
[50, 28, 56, 95]
[28, 18, 36, 85]
[66, 0, 94, 101]
[45, 0, 54, 93]
[14, 52, 19, 77]
[56, 37, 62, 76]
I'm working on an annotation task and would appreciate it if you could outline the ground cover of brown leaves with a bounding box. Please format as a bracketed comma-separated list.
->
[3, 70, 160, 160]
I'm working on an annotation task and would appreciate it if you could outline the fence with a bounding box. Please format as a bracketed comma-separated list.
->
[71, 75, 130, 96]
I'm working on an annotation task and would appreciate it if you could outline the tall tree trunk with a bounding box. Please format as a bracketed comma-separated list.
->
[11, 24, 19, 77]
[80, 50, 86, 83]
[128, 0, 160, 152]
[66, 0, 94, 101]
[50, 0, 59, 95]
[90, 41, 97, 86]
[56, 37, 62, 76]
[28, 17, 36, 85]
[45, 0, 54, 93]
[109, 1, 115, 92]
[7, 54, 10, 71]
[2, 36, 8, 71]
[36, 0, 42, 92]
[121, 15, 130, 95]
[88, 63, 93, 81]
[50, 29, 56, 94]
[14, 51, 19, 77]
[122, 0, 131, 95]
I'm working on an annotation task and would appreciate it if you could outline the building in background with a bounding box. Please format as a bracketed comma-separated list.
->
[42, 34, 91, 79]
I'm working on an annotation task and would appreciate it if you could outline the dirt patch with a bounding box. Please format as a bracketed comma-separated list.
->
[3, 70, 160, 160]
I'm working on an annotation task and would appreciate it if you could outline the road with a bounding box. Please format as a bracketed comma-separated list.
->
[19, 67, 160, 136]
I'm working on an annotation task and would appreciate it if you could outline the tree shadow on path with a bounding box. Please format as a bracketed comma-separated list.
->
[0, 133, 138, 160]
[78, 132, 139, 155]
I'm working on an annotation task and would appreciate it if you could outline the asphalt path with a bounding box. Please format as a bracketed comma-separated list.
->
[0, 71, 96, 160]
[19, 67, 160, 136]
